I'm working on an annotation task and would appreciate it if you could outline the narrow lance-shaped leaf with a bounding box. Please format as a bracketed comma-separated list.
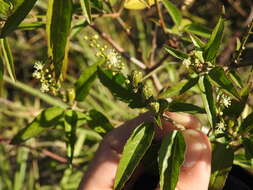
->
[11, 107, 65, 144]
[87, 109, 113, 136]
[46, 0, 72, 79]
[164, 46, 189, 60]
[64, 110, 78, 165]
[228, 70, 243, 88]
[158, 130, 186, 190]
[97, 67, 145, 108]
[159, 77, 199, 98]
[75, 60, 105, 101]
[162, 0, 182, 26]
[184, 23, 211, 38]
[189, 34, 205, 48]
[168, 101, 206, 114]
[80, 0, 92, 24]
[203, 17, 225, 62]
[209, 142, 234, 190]
[0, 38, 16, 81]
[198, 75, 216, 128]
[208, 67, 240, 100]
[0, 0, 38, 37]
[114, 122, 155, 190]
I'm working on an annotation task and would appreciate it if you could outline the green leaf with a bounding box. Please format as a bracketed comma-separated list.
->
[11, 107, 65, 144]
[162, 0, 182, 26]
[198, 75, 216, 128]
[208, 67, 240, 99]
[114, 122, 155, 190]
[64, 109, 78, 165]
[164, 46, 189, 60]
[239, 112, 253, 134]
[0, 0, 12, 21]
[184, 23, 211, 38]
[97, 67, 145, 108]
[209, 142, 234, 190]
[0, 0, 38, 37]
[158, 130, 186, 190]
[86, 109, 113, 136]
[159, 77, 199, 98]
[189, 34, 205, 48]
[228, 70, 243, 88]
[80, 0, 92, 24]
[46, 0, 73, 79]
[242, 138, 253, 160]
[0, 38, 16, 81]
[75, 60, 105, 101]
[17, 22, 45, 30]
[169, 101, 205, 114]
[203, 17, 225, 62]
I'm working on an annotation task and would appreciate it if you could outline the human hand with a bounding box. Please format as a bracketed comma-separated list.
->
[78, 112, 211, 190]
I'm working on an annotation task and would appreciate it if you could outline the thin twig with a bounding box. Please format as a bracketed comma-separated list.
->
[155, 0, 166, 33]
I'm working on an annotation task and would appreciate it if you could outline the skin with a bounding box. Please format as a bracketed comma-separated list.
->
[78, 112, 212, 190]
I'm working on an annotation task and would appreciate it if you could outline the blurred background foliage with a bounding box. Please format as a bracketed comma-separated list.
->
[0, 0, 253, 189]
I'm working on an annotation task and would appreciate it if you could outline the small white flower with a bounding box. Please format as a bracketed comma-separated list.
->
[40, 83, 49, 92]
[34, 61, 44, 70]
[32, 71, 41, 79]
[216, 122, 226, 132]
[106, 49, 119, 66]
[221, 94, 231, 108]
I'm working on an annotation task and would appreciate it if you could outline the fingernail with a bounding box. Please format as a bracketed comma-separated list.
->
[182, 129, 208, 168]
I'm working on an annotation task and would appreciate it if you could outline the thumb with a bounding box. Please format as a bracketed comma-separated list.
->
[176, 129, 211, 190]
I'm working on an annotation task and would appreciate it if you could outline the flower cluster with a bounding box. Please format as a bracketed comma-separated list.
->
[32, 61, 60, 94]
[84, 34, 124, 72]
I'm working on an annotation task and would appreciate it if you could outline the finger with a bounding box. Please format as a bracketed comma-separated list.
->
[155, 112, 201, 140]
[163, 112, 201, 129]
[177, 129, 211, 190]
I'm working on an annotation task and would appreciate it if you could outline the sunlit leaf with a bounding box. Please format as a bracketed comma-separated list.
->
[199, 75, 216, 128]
[75, 60, 105, 101]
[11, 107, 65, 144]
[0, 0, 38, 37]
[0, 38, 15, 81]
[189, 34, 205, 48]
[0, 0, 12, 21]
[158, 130, 186, 190]
[164, 46, 189, 60]
[114, 122, 155, 190]
[203, 17, 225, 62]
[162, 0, 182, 26]
[184, 23, 211, 38]
[0, 55, 3, 94]
[80, 0, 92, 24]
[46, 0, 72, 79]
[124, 0, 157, 10]
[208, 67, 240, 100]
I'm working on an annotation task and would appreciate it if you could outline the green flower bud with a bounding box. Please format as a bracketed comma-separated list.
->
[149, 101, 160, 113]
[142, 84, 153, 100]
[131, 70, 143, 87]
